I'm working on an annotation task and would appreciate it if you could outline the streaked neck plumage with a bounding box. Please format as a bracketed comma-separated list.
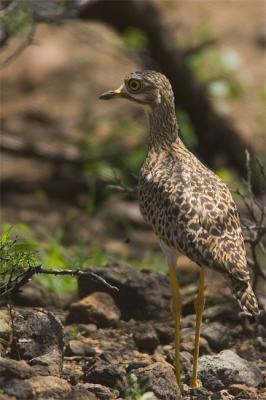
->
[146, 93, 179, 151]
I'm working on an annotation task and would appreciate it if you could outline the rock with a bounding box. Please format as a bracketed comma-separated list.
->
[254, 336, 266, 352]
[125, 350, 154, 372]
[11, 281, 56, 308]
[0, 357, 35, 379]
[0, 394, 16, 400]
[67, 292, 121, 328]
[65, 385, 97, 400]
[165, 349, 193, 373]
[134, 361, 182, 400]
[198, 350, 263, 391]
[203, 305, 239, 323]
[65, 340, 96, 357]
[211, 390, 235, 399]
[229, 383, 258, 399]
[201, 322, 242, 351]
[62, 359, 85, 386]
[133, 324, 159, 353]
[81, 383, 117, 400]
[26, 375, 72, 399]
[0, 310, 12, 356]
[154, 321, 174, 344]
[10, 308, 64, 375]
[75, 324, 98, 335]
[181, 328, 211, 355]
[84, 357, 121, 388]
[78, 263, 171, 321]
[186, 385, 211, 399]
[2, 379, 33, 400]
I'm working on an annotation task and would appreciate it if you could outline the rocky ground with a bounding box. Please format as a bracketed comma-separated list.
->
[0, 263, 265, 400]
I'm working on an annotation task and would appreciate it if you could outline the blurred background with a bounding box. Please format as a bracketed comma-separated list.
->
[0, 0, 265, 300]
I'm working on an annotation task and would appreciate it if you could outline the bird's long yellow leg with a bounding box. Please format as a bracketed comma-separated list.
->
[169, 264, 182, 390]
[191, 266, 205, 388]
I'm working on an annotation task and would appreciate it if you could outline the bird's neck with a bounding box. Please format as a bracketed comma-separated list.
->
[146, 96, 179, 151]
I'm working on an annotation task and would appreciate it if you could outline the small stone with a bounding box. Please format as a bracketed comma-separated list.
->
[82, 383, 117, 400]
[0, 310, 12, 346]
[165, 349, 193, 372]
[62, 358, 84, 385]
[0, 357, 35, 379]
[84, 357, 121, 388]
[254, 336, 266, 352]
[25, 375, 71, 398]
[201, 322, 242, 351]
[181, 330, 210, 355]
[154, 322, 174, 344]
[3, 378, 32, 400]
[67, 385, 97, 400]
[134, 361, 182, 400]
[67, 292, 121, 328]
[126, 350, 153, 372]
[0, 394, 16, 400]
[229, 383, 258, 399]
[65, 340, 96, 357]
[211, 390, 235, 400]
[77, 324, 97, 334]
[133, 324, 159, 353]
[187, 385, 211, 399]
[198, 350, 263, 391]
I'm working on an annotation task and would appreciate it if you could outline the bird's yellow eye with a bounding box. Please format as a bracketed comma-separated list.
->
[127, 79, 142, 92]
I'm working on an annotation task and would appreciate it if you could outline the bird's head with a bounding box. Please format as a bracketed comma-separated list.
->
[99, 70, 174, 108]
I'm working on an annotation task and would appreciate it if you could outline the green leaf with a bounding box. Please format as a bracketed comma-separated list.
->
[1, 227, 12, 244]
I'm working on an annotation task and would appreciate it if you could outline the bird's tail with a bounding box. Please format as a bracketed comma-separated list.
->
[230, 278, 260, 317]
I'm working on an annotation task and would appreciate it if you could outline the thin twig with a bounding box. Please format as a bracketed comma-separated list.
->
[234, 151, 266, 294]
[107, 183, 136, 194]
[255, 157, 266, 182]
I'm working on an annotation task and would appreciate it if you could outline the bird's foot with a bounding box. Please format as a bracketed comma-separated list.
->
[191, 378, 202, 388]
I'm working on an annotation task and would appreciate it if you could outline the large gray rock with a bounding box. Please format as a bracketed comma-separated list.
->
[10, 308, 64, 375]
[78, 263, 171, 321]
[198, 350, 263, 391]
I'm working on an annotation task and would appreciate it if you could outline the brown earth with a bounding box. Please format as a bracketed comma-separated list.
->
[0, 263, 265, 400]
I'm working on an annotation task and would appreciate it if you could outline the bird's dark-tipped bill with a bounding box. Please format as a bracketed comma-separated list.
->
[99, 90, 116, 100]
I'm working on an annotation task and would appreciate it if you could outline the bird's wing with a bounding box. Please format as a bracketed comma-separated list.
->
[166, 154, 249, 282]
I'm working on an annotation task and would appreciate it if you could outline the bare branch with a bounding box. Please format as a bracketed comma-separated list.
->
[0, 265, 118, 298]
[234, 151, 266, 295]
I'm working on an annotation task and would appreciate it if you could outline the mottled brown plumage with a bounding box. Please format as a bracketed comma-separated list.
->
[99, 70, 259, 388]
[101, 70, 258, 316]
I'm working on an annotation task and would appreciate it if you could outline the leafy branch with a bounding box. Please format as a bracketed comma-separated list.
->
[0, 230, 118, 299]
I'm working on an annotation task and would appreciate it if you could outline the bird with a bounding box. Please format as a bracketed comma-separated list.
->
[99, 70, 260, 390]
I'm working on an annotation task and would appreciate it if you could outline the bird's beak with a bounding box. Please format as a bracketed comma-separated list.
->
[99, 84, 124, 100]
